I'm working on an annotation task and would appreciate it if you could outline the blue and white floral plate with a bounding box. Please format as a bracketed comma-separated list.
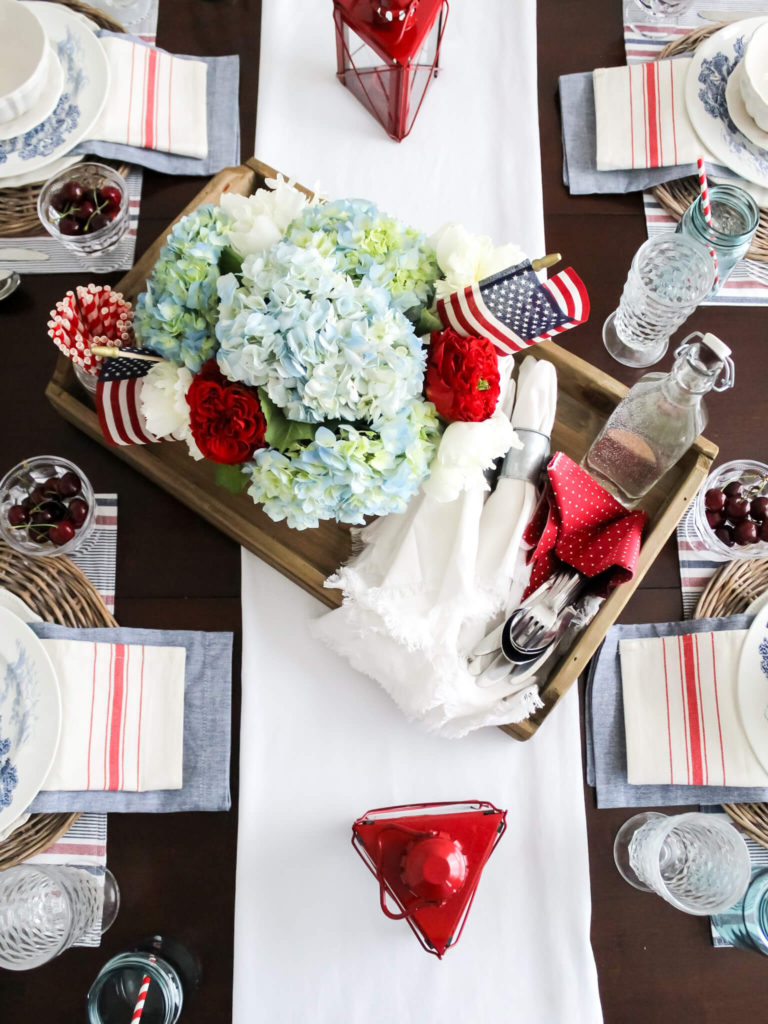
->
[737, 599, 768, 776]
[685, 17, 768, 190]
[0, 606, 61, 830]
[0, 2, 109, 180]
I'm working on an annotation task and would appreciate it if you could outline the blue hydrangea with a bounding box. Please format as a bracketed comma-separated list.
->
[244, 398, 441, 529]
[284, 198, 440, 316]
[134, 204, 234, 372]
[215, 242, 427, 425]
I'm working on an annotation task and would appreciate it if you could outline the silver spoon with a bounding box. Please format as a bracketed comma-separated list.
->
[0, 270, 21, 301]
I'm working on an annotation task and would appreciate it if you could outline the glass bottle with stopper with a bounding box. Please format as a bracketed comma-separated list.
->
[584, 331, 734, 508]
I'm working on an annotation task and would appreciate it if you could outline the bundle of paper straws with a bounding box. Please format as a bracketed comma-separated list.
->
[47, 284, 134, 376]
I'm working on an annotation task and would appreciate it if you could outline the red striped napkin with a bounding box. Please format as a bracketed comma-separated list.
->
[620, 630, 768, 787]
[87, 37, 208, 159]
[40, 639, 185, 792]
[594, 58, 715, 171]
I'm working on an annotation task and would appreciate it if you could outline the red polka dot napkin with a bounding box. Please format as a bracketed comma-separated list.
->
[523, 452, 647, 598]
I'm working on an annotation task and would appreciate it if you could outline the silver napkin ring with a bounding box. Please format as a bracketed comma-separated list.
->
[499, 429, 550, 484]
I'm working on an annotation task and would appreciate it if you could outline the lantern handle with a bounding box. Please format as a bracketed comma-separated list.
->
[374, 824, 437, 920]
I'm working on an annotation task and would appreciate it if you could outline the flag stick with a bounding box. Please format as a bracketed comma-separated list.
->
[531, 253, 561, 272]
[90, 346, 163, 363]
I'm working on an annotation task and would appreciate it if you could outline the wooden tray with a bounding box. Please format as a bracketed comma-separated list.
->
[45, 156, 719, 739]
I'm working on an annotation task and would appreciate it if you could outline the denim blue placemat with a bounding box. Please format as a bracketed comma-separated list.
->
[585, 614, 768, 808]
[74, 33, 240, 175]
[29, 624, 233, 812]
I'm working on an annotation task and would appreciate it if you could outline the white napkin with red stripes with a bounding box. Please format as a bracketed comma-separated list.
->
[41, 639, 185, 792]
[620, 629, 768, 787]
[87, 36, 208, 159]
[594, 57, 716, 171]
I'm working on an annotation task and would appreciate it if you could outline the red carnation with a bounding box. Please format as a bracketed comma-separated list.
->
[186, 359, 268, 465]
[425, 328, 501, 422]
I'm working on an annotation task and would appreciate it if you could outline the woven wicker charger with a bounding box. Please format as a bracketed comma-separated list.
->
[0, 539, 116, 870]
[653, 25, 768, 263]
[0, 0, 128, 239]
[694, 557, 768, 849]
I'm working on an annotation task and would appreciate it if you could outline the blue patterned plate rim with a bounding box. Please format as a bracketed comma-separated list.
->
[0, 2, 110, 180]
[685, 16, 768, 190]
[736, 598, 768, 777]
[0, 605, 61, 828]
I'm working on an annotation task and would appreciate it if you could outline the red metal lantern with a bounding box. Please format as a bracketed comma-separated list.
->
[351, 800, 507, 957]
[333, 0, 449, 141]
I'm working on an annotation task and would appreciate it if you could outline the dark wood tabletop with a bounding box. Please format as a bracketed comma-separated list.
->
[1, 0, 766, 1020]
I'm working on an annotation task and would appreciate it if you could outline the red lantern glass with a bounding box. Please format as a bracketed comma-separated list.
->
[333, 0, 449, 141]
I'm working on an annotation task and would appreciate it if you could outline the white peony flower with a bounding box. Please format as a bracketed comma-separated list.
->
[430, 222, 527, 301]
[421, 414, 520, 503]
[139, 362, 204, 460]
[220, 176, 313, 258]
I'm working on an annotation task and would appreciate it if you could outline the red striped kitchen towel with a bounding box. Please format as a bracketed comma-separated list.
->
[620, 628, 768, 787]
[87, 36, 208, 159]
[40, 639, 185, 792]
[594, 57, 716, 171]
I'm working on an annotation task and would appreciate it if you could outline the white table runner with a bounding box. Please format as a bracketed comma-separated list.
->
[234, 3, 602, 1021]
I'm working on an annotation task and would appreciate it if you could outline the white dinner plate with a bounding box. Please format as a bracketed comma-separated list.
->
[685, 17, 768, 189]
[736, 598, 768, 775]
[0, 588, 42, 624]
[0, 606, 61, 829]
[0, 2, 109, 181]
[0, 154, 83, 190]
[726, 59, 768, 153]
[0, 44, 63, 143]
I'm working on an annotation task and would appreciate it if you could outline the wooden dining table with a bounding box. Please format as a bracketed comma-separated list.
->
[1, 0, 766, 1019]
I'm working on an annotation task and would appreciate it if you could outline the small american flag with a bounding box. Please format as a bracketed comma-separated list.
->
[96, 349, 159, 446]
[436, 262, 590, 356]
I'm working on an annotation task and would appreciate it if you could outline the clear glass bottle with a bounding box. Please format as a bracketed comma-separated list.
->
[676, 183, 759, 294]
[584, 331, 734, 507]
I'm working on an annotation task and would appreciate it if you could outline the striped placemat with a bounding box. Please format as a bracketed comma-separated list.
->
[676, 503, 727, 619]
[21, 493, 118, 947]
[624, 2, 768, 307]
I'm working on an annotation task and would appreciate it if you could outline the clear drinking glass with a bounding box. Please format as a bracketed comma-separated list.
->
[676, 183, 760, 294]
[0, 866, 120, 971]
[614, 812, 751, 915]
[603, 234, 715, 368]
[623, 0, 695, 29]
[711, 868, 768, 955]
[87, 936, 201, 1024]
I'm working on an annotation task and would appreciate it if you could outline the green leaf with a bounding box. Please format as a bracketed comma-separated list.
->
[214, 463, 250, 494]
[415, 307, 444, 337]
[258, 390, 318, 452]
[219, 245, 244, 277]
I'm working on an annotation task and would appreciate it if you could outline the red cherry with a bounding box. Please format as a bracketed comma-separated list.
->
[759, 519, 768, 543]
[705, 509, 725, 529]
[49, 520, 75, 546]
[704, 488, 727, 512]
[734, 520, 759, 546]
[57, 471, 82, 498]
[76, 199, 96, 223]
[98, 185, 122, 212]
[60, 180, 84, 203]
[750, 496, 768, 522]
[725, 496, 750, 521]
[723, 480, 744, 498]
[29, 484, 48, 506]
[66, 497, 89, 528]
[87, 213, 109, 233]
[59, 216, 83, 236]
[7, 504, 29, 527]
[42, 476, 61, 496]
[29, 526, 50, 544]
[715, 525, 735, 547]
[50, 189, 71, 214]
[30, 508, 53, 526]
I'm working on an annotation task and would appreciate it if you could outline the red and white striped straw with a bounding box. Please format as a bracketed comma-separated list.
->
[131, 975, 151, 1023]
[696, 156, 719, 287]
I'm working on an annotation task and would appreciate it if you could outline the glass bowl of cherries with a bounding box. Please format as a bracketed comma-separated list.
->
[0, 456, 95, 559]
[692, 459, 768, 560]
[37, 162, 128, 266]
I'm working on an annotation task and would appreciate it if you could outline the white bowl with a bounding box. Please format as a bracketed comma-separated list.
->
[0, 0, 48, 123]
[741, 21, 768, 134]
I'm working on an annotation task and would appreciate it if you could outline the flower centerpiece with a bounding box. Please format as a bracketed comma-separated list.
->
[63, 176, 588, 531]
